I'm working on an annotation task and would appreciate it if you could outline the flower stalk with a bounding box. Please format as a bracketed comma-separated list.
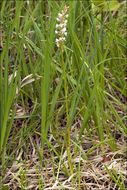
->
[55, 6, 73, 174]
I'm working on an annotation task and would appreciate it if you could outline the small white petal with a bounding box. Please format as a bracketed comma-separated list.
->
[61, 27, 66, 33]
[65, 32, 67, 36]
[56, 18, 60, 21]
[56, 39, 59, 42]
[58, 13, 62, 18]
[56, 41, 60, 47]
[59, 37, 65, 41]
[59, 37, 63, 41]
[56, 24, 59, 28]
[66, 14, 69, 18]
[59, 23, 64, 28]
[55, 30, 58, 34]
[63, 22, 67, 27]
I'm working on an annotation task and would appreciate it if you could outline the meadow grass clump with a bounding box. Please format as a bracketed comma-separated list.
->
[0, 0, 126, 189]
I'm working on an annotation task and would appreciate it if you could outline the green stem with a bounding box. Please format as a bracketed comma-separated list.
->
[61, 47, 73, 174]
[100, 11, 104, 92]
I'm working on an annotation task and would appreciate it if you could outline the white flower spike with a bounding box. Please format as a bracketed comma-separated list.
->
[55, 6, 69, 50]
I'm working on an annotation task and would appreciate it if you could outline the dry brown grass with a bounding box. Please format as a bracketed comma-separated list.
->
[2, 128, 126, 190]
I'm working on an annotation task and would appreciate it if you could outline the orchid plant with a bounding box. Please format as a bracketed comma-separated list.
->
[55, 6, 73, 174]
